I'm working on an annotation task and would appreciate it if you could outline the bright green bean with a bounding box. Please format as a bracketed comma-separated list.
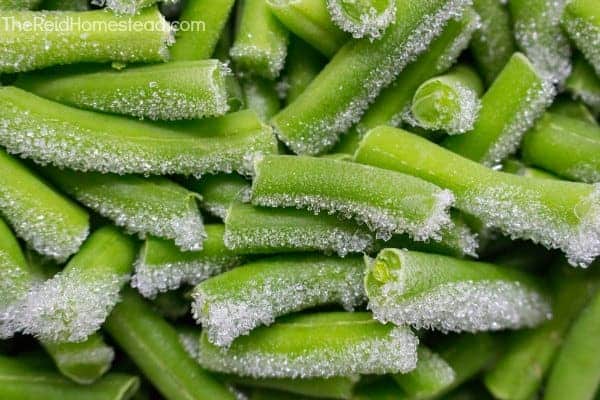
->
[131, 224, 245, 298]
[562, 0, 600, 77]
[443, 53, 555, 166]
[192, 254, 365, 346]
[0, 88, 278, 177]
[522, 112, 600, 183]
[0, 8, 173, 74]
[251, 155, 454, 241]
[188, 173, 251, 219]
[16, 61, 240, 120]
[282, 36, 325, 104]
[231, 375, 358, 399]
[270, 0, 472, 155]
[230, 0, 289, 79]
[565, 53, 600, 115]
[105, 288, 235, 400]
[501, 158, 558, 180]
[549, 96, 597, 124]
[355, 126, 600, 266]
[241, 76, 281, 121]
[197, 312, 419, 378]
[326, 0, 395, 39]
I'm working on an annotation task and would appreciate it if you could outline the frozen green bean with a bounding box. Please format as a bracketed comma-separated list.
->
[188, 173, 251, 219]
[197, 312, 419, 378]
[40, 0, 88, 10]
[565, 53, 600, 115]
[549, 96, 597, 124]
[282, 37, 325, 104]
[501, 158, 558, 180]
[104, 0, 173, 15]
[231, 375, 358, 399]
[326, 0, 395, 39]
[241, 76, 281, 121]
[562, 0, 600, 77]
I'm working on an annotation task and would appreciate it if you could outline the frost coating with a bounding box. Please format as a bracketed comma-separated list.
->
[105, 0, 176, 15]
[230, 45, 287, 81]
[327, 0, 397, 40]
[435, 11, 481, 72]
[564, 15, 600, 77]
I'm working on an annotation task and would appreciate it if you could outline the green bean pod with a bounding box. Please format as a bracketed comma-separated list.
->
[282, 37, 325, 104]
[105, 288, 235, 400]
[43, 168, 206, 251]
[231, 375, 358, 399]
[566, 53, 600, 115]
[251, 155, 454, 241]
[188, 173, 251, 219]
[192, 254, 365, 347]
[355, 126, 600, 266]
[443, 53, 555, 166]
[197, 312, 419, 378]
[241, 76, 281, 121]
[522, 113, 600, 183]
[501, 158, 558, 180]
[0, 88, 278, 177]
[549, 96, 597, 124]
[0, 8, 173, 74]
[230, 0, 289, 79]
[16, 61, 240, 120]
[326, 0, 395, 40]
[131, 224, 245, 299]
[0, 149, 89, 262]
[271, 0, 472, 155]
[562, 0, 600, 77]
[18, 226, 137, 343]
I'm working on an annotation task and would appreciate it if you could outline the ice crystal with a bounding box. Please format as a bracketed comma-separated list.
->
[434, 11, 481, 73]
[229, 45, 287, 80]
[563, 12, 600, 77]
[326, 0, 397, 40]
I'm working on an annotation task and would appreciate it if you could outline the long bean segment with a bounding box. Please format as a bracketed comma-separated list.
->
[522, 113, 600, 183]
[0, 88, 278, 177]
[230, 0, 289, 79]
[0, 148, 89, 261]
[562, 0, 600, 77]
[251, 155, 454, 241]
[16, 61, 239, 120]
[443, 53, 555, 166]
[196, 312, 419, 378]
[17, 226, 136, 343]
[0, 8, 172, 74]
[566, 53, 600, 114]
[326, 0, 396, 39]
[105, 288, 235, 400]
[271, 0, 473, 155]
[365, 249, 551, 332]
[131, 225, 245, 298]
[188, 174, 251, 219]
[409, 64, 484, 135]
[44, 168, 206, 251]
[355, 126, 600, 266]
[224, 202, 374, 256]
[192, 254, 365, 347]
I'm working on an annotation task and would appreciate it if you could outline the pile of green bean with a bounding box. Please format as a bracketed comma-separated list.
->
[1, 0, 600, 398]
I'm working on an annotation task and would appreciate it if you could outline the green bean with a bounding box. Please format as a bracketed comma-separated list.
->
[409, 64, 484, 135]
[39, 0, 88, 10]
[241, 77, 281, 121]
[562, 0, 600, 77]
[544, 286, 600, 400]
[196, 312, 419, 378]
[232, 375, 358, 399]
[0, 0, 41, 9]
[213, 19, 234, 61]
[230, 0, 289, 79]
[251, 155, 454, 241]
[170, 0, 236, 61]
[326, 0, 395, 39]
[0, 8, 173, 74]
[352, 377, 409, 400]
[484, 262, 599, 400]
[192, 254, 365, 346]
[18, 226, 136, 343]
[0, 148, 89, 262]
[43, 167, 206, 251]
[105, 288, 235, 400]
[282, 36, 325, 104]
[267, 0, 348, 58]
[365, 248, 550, 332]
[131, 224, 244, 298]
[501, 158, 558, 180]
[565, 53, 600, 115]
[509, 0, 572, 84]
[103, 0, 170, 15]
[443, 53, 555, 166]
[355, 126, 600, 266]
[270, 0, 472, 155]
[16, 61, 240, 120]
[0, 355, 139, 400]
[188, 173, 251, 219]
[0, 88, 278, 177]
[469, 0, 516, 85]
[522, 112, 600, 183]
[224, 202, 374, 256]
[549, 96, 598, 124]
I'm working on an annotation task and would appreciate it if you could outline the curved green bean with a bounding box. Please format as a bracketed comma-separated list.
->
[326, 0, 395, 39]
[563, 0, 600, 77]
[188, 173, 251, 219]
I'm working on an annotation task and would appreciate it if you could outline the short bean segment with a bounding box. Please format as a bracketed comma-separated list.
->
[469, 0, 516, 85]
[271, 0, 473, 155]
[326, 0, 396, 40]
[192, 254, 365, 347]
[566, 53, 600, 115]
[105, 288, 236, 400]
[522, 113, 600, 183]
[43, 168, 206, 251]
[0, 8, 173, 74]
[131, 225, 245, 299]
[0, 148, 89, 262]
[224, 202, 374, 256]
[562, 0, 600, 77]
[17, 226, 137, 343]
[251, 155, 454, 241]
[365, 248, 551, 332]
[282, 37, 326, 104]
[408, 64, 484, 135]
[241, 77, 281, 121]
[355, 126, 600, 267]
[196, 311, 419, 378]
[16, 61, 240, 120]
[230, 0, 289, 79]
[443, 53, 555, 166]
[188, 173, 251, 219]
[0, 88, 278, 177]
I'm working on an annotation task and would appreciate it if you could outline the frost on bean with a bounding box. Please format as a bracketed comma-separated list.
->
[563, 7, 600, 77]
[434, 10, 481, 73]
[393, 347, 456, 398]
[104, 0, 175, 15]
[191, 255, 366, 347]
[326, 0, 396, 40]
[192, 174, 252, 220]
